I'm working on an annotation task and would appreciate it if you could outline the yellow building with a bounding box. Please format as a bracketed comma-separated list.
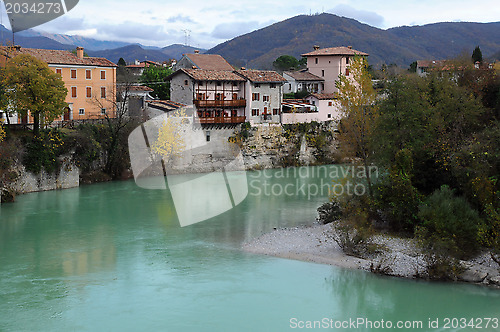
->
[0, 46, 117, 122]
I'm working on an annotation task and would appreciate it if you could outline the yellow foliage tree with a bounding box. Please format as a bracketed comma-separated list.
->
[335, 56, 378, 196]
[0, 123, 5, 142]
[151, 109, 187, 160]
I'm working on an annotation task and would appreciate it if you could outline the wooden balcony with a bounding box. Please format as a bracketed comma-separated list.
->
[198, 116, 246, 124]
[193, 99, 246, 108]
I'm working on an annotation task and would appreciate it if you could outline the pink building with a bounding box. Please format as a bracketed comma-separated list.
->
[301, 46, 369, 94]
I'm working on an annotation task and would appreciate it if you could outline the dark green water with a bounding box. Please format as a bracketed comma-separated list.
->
[1, 167, 499, 331]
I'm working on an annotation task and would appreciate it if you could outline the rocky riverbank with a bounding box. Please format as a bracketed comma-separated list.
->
[242, 222, 500, 287]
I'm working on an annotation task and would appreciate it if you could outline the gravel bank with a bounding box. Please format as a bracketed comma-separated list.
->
[242, 222, 500, 286]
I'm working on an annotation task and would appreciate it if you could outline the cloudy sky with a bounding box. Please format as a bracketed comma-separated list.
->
[1, 0, 499, 49]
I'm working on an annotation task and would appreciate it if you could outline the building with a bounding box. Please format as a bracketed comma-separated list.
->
[126, 60, 164, 77]
[0, 46, 117, 123]
[235, 69, 287, 125]
[168, 68, 247, 124]
[174, 51, 234, 71]
[283, 71, 324, 94]
[301, 45, 369, 94]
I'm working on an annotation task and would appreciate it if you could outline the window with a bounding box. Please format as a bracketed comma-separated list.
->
[254, 83, 260, 88]
[79, 108, 85, 115]
[315, 58, 318, 64]
[101, 108, 106, 115]
[346, 57, 350, 65]
[328, 101, 332, 106]
[232, 82, 238, 86]
[199, 81, 203, 86]
[321, 70, 325, 77]
[206, 131, 210, 142]
[252, 93, 260, 101]
[101, 70, 106, 80]
[345, 68, 350, 76]
[270, 83, 276, 88]
[86, 69, 91, 80]
[86, 87, 92, 98]
[184, 80, 189, 86]
[71, 69, 77, 79]
[288, 83, 291, 90]
[101, 87, 106, 99]
[327, 113, 332, 119]
[71, 86, 77, 98]
[272, 108, 279, 115]
[217, 81, 222, 86]
[56, 68, 62, 76]
[252, 109, 259, 116]
[262, 95, 270, 102]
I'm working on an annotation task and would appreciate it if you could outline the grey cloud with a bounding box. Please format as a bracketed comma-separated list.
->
[328, 4, 385, 27]
[211, 21, 260, 39]
[99, 21, 165, 41]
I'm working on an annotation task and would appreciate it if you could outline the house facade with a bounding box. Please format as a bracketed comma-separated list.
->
[283, 71, 324, 94]
[0, 46, 117, 123]
[169, 68, 247, 124]
[235, 69, 286, 125]
[301, 46, 369, 94]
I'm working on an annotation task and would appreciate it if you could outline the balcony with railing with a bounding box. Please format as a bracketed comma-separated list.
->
[198, 116, 246, 124]
[193, 99, 246, 108]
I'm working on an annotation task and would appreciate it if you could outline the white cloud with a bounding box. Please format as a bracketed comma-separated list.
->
[211, 21, 261, 40]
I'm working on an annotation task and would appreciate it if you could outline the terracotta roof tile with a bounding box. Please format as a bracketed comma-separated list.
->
[302, 46, 368, 57]
[186, 54, 234, 71]
[176, 68, 246, 81]
[235, 69, 287, 83]
[284, 71, 324, 81]
[129, 85, 154, 92]
[307, 93, 338, 100]
[0, 46, 116, 67]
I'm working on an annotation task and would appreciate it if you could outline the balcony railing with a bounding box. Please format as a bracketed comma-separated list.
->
[198, 116, 246, 124]
[193, 99, 246, 108]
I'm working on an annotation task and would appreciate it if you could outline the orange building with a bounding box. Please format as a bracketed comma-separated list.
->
[0, 46, 117, 122]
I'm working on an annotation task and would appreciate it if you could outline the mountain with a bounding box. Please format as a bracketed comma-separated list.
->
[86, 44, 170, 64]
[17, 28, 132, 51]
[0, 24, 74, 50]
[161, 44, 207, 60]
[206, 13, 500, 69]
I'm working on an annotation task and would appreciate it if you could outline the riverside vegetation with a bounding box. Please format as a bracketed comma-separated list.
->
[318, 55, 500, 281]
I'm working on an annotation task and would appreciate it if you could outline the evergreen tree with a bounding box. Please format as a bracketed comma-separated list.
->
[472, 46, 483, 64]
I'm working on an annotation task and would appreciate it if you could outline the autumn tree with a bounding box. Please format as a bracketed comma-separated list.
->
[151, 109, 187, 161]
[5, 54, 67, 136]
[335, 56, 378, 196]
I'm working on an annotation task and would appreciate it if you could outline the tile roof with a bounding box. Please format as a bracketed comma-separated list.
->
[0, 46, 116, 67]
[186, 53, 234, 71]
[235, 69, 287, 83]
[173, 68, 246, 81]
[284, 71, 324, 81]
[147, 100, 186, 111]
[302, 46, 369, 57]
[307, 93, 338, 100]
[129, 85, 154, 92]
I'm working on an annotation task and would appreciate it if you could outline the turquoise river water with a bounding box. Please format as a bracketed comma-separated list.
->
[0, 166, 499, 331]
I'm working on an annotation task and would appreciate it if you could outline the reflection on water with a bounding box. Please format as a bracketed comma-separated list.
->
[0, 167, 499, 331]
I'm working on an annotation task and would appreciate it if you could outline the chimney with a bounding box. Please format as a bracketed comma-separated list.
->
[194, 50, 199, 54]
[76, 46, 84, 59]
[347, 46, 352, 49]
[313, 45, 320, 50]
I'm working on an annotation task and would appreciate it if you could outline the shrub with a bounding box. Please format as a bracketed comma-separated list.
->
[317, 201, 342, 224]
[23, 129, 65, 174]
[417, 185, 483, 259]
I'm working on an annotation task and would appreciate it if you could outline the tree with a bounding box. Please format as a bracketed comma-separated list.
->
[117, 57, 127, 67]
[5, 54, 67, 136]
[408, 61, 417, 73]
[335, 56, 378, 196]
[273, 55, 300, 72]
[140, 65, 172, 100]
[0, 123, 5, 142]
[472, 46, 483, 64]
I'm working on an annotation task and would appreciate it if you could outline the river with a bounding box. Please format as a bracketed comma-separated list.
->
[1, 166, 499, 331]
